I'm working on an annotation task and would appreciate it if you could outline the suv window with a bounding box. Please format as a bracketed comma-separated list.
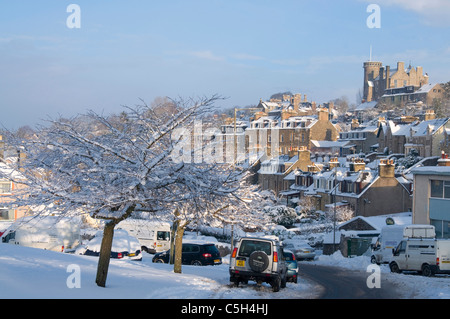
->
[238, 240, 272, 257]
[203, 244, 218, 253]
[182, 244, 200, 253]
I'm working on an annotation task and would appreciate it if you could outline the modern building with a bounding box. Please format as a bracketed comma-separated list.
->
[411, 154, 450, 238]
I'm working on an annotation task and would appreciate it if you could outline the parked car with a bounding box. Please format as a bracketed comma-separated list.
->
[75, 229, 142, 261]
[152, 242, 222, 266]
[1, 215, 81, 252]
[283, 250, 298, 283]
[229, 237, 288, 292]
[284, 241, 316, 261]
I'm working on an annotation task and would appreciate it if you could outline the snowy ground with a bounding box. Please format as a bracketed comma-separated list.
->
[0, 239, 448, 299]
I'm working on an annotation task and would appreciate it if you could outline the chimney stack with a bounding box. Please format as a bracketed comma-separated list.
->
[349, 158, 366, 172]
[378, 159, 395, 178]
[329, 157, 340, 170]
[438, 151, 450, 166]
[318, 108, 329, 121]
[424, 109, 436, 121]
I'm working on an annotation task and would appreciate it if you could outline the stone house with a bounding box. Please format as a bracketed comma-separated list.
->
[338, 122, 379, 154]
[246, 108, 339, 156]
[377, 120, 410, 155]
[257, 148, 313, 196]
[379, 83, 444, 106]
[404, 117, 450, 157]
[334, 159, 412, 217]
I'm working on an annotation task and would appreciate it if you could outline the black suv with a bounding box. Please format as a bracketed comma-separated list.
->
[152, 242, 222, 266]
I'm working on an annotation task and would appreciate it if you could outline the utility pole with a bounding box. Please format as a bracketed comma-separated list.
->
[333, 164, 337, 253]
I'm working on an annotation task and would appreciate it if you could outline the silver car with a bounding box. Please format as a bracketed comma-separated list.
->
[284, 242, 316, 261]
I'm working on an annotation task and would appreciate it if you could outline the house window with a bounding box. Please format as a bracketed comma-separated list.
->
[0, 209, 14, 220]
[430, 180, 450, 199]
[0, 182, 12, 193]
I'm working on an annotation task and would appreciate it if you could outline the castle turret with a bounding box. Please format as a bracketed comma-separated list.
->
[363, 61, 382, 102]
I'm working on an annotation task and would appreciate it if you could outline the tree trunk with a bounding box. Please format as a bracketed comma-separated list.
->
[94, 205, 136, 287]
[95, 221, 115, 287]
[169, 210, 179, 265]
[173, 225, 185, 274]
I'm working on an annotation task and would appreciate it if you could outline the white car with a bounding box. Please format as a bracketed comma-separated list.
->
[76, 229, 142, 261]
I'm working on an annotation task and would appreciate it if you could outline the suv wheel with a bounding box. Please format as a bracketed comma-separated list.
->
[271, 276, 281, 292]
[281, 274, 287, 289]
[191, 260, 202, 266]
[230, 276, 239, 287]
[248, 251, 269, 272]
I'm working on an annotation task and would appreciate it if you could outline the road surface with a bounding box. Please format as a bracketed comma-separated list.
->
[298, 263, 400, 299]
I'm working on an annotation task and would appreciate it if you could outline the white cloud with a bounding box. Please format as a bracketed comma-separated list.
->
[188, 50, 224, 61]
[230, 53, 265, 61]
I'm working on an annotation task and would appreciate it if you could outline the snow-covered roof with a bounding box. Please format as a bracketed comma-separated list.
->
[409, 118, 448, 137]
[411, 166, 450, 176]
[338, 212, 412, 231]
[311, 140, 350, 148]
[381, 120, 411, 136]
[414, 82, 440, 94]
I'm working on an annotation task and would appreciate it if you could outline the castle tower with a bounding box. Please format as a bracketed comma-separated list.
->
[363, 61, 382, 102]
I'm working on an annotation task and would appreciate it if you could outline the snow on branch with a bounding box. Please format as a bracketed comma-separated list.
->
[0, 95, 239, 223]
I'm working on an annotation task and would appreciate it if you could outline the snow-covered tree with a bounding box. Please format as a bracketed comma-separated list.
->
[264, 205, 297, 228]
[1, 95, 243, 286]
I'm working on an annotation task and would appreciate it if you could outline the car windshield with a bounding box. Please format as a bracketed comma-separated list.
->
[284, 252, 295, 261]
[238, 240, 272, 257]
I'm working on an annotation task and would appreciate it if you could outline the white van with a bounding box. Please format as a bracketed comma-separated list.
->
[371, 225, 405, 264]
[116, 219, 171, 254]
[1, 215, 81, 252]
[390, 238, 450, 276]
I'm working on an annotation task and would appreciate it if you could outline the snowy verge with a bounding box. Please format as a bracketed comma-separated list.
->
[0, 243, 316, 299]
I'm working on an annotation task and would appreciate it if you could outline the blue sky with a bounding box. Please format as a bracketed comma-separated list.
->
[1, 0, 450, 130]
